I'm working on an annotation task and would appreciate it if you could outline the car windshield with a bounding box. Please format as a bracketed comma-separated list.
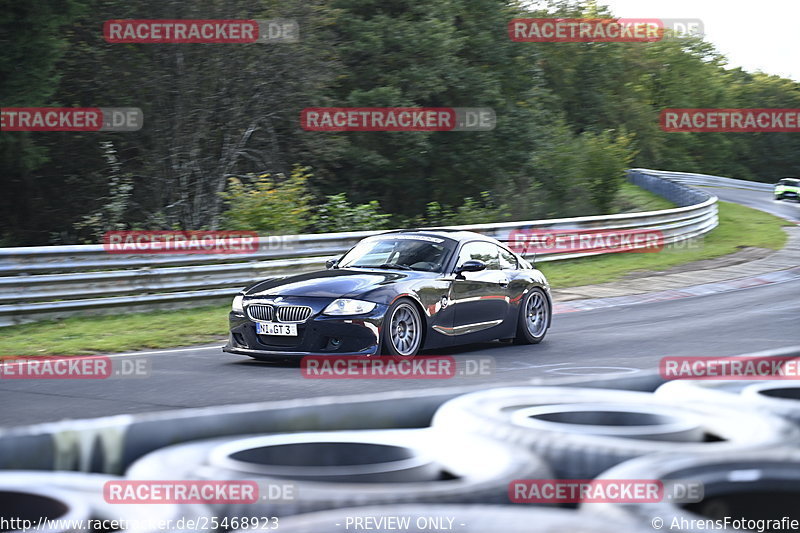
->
[338, 235, 455, 272]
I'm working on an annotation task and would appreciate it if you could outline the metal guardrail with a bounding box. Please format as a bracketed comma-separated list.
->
[0, 169, 720, 326]
[633, 169, 774, 192]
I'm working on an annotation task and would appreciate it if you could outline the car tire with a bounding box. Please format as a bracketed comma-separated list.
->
[0, 483, 89, 533]
[740, 383, 800, 424]
[125, 428, 551, 518]
[382, 298, 424, 356]
[253, 504, 649, 533]
[657, 380, 800, 427]
[430, 386, 799, 478]
[584, 449, 800, 532]
[0, 471, 204, 531]
[514, 288, 550, 344]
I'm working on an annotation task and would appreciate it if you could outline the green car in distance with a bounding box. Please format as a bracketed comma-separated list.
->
[774, 177, 800, 201]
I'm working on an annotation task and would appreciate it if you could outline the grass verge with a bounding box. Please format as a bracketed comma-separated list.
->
[0, 201, 790, 355]
[0, 305, 230, 356]
[612, 181, 676, 213]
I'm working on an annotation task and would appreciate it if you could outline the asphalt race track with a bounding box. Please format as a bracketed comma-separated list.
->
[704, 185, 800, 222]
[2, 186, 798, 426]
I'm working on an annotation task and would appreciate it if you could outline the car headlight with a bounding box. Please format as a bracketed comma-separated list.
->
[232, 294, 244, 314]
[323, 299, 377, 316]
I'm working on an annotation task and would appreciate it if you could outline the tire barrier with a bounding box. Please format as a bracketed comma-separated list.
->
[509, 403, 706, 442]
[3, 365, 800, 529]
[584, 449, 800, 532]
[124, 428, 551, 517]
[430, 387, 799, 478]
[0, 485, 89, 533]
[0, 388, 467, 474]
[656, 380, 800, 428]
[742, 383, 800, 423]
[652, 346, 800, 430]
[0, 471, 206, 532]
[244, 504, 653, 533]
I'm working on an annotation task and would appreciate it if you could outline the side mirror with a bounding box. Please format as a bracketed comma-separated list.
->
[325, 258, 339, 270]
[455, 259, 486, 277]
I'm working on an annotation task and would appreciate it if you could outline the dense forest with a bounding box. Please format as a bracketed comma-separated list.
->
[2, 0, 799, 246]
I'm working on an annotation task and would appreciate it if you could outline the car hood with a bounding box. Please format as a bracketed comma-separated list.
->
[244, 268, 427, 301]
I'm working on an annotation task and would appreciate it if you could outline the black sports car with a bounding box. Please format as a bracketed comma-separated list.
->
[223, 230, 551, 359]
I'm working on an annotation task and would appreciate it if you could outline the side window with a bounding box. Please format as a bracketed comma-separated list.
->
[457, 242, 501, 270]
[498, 246, 518, 270]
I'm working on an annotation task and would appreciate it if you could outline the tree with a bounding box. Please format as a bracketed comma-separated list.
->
[0, 0, 83, 244]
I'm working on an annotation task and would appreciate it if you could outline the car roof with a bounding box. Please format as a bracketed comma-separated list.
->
[377, 228, 503, 245]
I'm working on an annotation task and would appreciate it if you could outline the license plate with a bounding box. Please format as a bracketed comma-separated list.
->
[256, 322, 298, 336]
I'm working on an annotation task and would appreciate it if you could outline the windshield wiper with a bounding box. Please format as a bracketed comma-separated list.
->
[375, 263, 413, 270]
[346, 263, 414, 270]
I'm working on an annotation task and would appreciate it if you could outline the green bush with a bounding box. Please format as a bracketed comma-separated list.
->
[416, 192, 511, 226]
[314, 193, 391, 232]
[531, 127, 637, 217]
[581, 130, 637, 214]
[219, 166, 315, 234]
[220, 167, 395, 234]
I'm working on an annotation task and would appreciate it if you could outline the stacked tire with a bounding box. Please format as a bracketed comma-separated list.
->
[430, 386, 797, 478]
[0, 471, 204, 532]
[584, 449, 800, 532]
[8, 379, 800, 532]
[657, 380, 800, 428]
[124, 428, 551, 518]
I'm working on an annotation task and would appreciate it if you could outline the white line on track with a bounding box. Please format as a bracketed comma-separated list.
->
[493, 362, 571, 373]
[0, 345, 224, 369]
[101, 344, 222, 359]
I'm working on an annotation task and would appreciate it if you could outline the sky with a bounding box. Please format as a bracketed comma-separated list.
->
[532, 0, 800, 82]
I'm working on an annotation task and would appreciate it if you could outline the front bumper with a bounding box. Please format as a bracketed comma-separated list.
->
[223, 302, 388, 360]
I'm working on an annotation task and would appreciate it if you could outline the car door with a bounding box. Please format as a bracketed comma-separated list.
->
[448, 241, 513, 339]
